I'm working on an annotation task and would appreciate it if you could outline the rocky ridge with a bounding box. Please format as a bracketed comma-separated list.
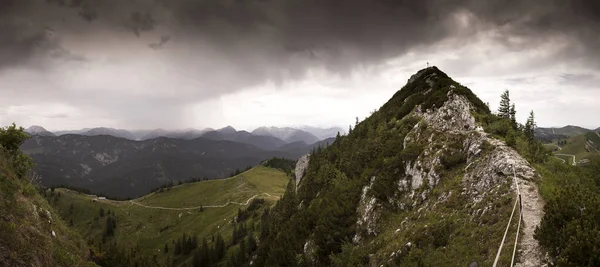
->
[355, 86, 544, 265]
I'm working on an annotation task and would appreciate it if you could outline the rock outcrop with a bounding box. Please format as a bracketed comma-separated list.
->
[295, 154, 310, 186]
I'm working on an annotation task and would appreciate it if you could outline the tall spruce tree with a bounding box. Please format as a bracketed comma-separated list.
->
[524, 110, 536, 143]
[498, 90, 511, 118]
[509, 103, 517, 129]
[215, 233, 225, 259]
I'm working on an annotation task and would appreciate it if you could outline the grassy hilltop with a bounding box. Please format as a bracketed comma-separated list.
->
[49, 165, 291, 266]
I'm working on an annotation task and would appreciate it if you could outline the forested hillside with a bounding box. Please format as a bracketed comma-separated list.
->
[20, 135, 298, 198]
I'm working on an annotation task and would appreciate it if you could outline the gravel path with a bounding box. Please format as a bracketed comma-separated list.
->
[513, 168, 546, 267]
[126, 193, 276, 210]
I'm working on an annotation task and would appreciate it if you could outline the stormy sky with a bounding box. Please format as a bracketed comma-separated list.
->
[0, 0, 599, 131]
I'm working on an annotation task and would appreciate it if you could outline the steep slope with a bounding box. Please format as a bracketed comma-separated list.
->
[0, 129, 94, 266]
[49, 165, 291, 266]
[252, 126, 320, 144]
[255, 67, 544, 266]
[20, 135, 296, 198]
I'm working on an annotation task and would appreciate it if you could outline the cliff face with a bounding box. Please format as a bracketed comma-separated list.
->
[257, 67, 544, 266]
[294, 154, 310, 186]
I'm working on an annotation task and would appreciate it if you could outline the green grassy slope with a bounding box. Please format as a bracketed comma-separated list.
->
[550, 132, 600, 164]
[50, 165, 290, 266]
[0, 151, 96, 267]
[139, 166, 287, 207]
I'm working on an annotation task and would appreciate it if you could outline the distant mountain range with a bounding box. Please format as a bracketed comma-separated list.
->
[44, 125, 341, 143]
[298, 126, 345, 140]
[535, 125, 599, 143]
[251, 126, 319, 144]
[21, 125, 339, 198]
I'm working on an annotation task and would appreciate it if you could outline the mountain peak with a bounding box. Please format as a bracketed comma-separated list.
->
[384, 66, 489, 118]
[218, 126, 237, 134]
[25, 125, 55, 136]
[26, 125, 48, 133]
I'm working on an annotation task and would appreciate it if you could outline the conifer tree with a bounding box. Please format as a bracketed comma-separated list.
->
[247, 234, 257, 254]
[175, 238, 182, 255]
[238, 238, 247, 264]
[525, 110, 536, 143]
[215, 233, 225, 259]
[510, 103, 517, 129]
[498, 90, 511, 118]
[201, 237, 210, 266]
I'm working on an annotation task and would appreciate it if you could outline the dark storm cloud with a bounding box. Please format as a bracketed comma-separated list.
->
[127, 11, 157, 37]
[46, 0, 97, 21]
[3, 0, 600, 75]
[0, 0, 88, 70]
[1, 0, 600, 129]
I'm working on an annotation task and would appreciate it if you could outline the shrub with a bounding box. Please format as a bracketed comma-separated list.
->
[535, 183, 600, 266]
[431, 220, 455, 248]
[440, 151, 467, 170]
[400, 143, 424, 162]
[484, 119, 512, 138]
[0, 123, 34, 178]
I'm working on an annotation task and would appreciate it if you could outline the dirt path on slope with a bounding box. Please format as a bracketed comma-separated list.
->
[554, 153, 576, 165]
[125, 193, 277, 211]
[513, 166, 546, 267]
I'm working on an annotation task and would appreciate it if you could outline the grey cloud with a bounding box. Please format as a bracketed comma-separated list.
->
[127, 11, 156, 37]
[0, 0, 88, 71]
[149, 35, 171, 50]
[44, 113, 69, 119]
[1, 0, 600, 129]
[45, 0, 98, 21]
[4, 0, 600, 76]
[559, 73, 600, 88]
